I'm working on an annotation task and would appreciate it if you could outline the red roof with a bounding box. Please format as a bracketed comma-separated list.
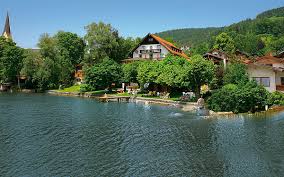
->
[150, 34, 189, 59]
[255, 54, 284, 65]
[246, 54, 284, 72]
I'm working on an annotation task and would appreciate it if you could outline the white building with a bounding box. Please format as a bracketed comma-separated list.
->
[247, 54, 284, 93]
[122, 33, 189, 63]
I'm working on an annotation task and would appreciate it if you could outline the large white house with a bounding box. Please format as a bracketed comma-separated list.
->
[247, 54, 284, 93]
[122, 33, 189, 63]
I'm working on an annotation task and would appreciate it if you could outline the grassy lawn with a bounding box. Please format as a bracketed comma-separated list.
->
[57, 85, 81, 92]
[56, 87, 184, 102]
[56, 85, 107, 95]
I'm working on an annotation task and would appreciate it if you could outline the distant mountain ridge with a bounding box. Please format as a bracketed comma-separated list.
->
[157, 6, 284, 48]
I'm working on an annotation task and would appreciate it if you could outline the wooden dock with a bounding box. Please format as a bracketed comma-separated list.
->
[98, 96, 131, 102]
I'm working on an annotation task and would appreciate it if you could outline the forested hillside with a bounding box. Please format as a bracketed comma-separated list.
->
[157, 27, 222, 47]
[157, 7, 284, 56]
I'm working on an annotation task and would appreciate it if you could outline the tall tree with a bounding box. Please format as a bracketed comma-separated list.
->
[214, 32, 236, 54]
[84, 22, 138, 64]
[38, 33, 57, 59]
[85, 58, 122, 90]
[156, 55, 190, 89]
[20, 49, 42, 88]
[187, 55, 215, 98]
[84, 22, 120, 64]
[55, 31, 85, 65]
[0, 37, 24, 83]
[37, 31, 85, 87]
[122, 62, 140, 83]
[223, 63, 249, 85]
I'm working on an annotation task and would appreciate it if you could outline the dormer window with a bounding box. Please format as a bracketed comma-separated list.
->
[149, 38, 153, 42]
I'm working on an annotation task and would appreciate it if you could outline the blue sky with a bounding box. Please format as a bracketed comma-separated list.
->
[1, 0, 284, 48]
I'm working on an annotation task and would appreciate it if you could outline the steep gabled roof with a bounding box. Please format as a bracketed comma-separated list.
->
[150, 34, 189, 59]
[2, 12, 12, 39]
[131, 33, 189, 60]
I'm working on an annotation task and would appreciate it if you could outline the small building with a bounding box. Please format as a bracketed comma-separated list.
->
[203, 49, 250, 68]
[247, 54, 284, 92]
[74, 65, 83, 84]
[0, 83, 12, 91]
[121, 33, 189, 63]
[203, 49, 229, 66]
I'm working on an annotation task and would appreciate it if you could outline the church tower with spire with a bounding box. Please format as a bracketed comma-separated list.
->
[2, 12, 12, 39]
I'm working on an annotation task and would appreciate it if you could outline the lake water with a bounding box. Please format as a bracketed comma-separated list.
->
[0, 93, 284, 176]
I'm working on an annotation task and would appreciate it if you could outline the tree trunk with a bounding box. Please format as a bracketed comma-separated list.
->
[195, 86, 201, 99]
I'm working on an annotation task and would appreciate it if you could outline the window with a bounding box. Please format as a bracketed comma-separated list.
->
[142, 46, 146, 50]
[253, 77, 270, 87]
[148, 38, 153, 42]
[281, 77, 284, 85]
[157, 45, 161, 49]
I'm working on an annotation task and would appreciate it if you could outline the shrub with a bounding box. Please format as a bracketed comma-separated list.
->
[208, 84, 238, 112]
[223, 63, 249, 85]
[80, 84, 95, 92]
[122, 62, 139, 83]
[234, 81, 269, 113]
[208, 81, 269, 113]
[267, 91, 284, 106]
[84, 58, 122, 90]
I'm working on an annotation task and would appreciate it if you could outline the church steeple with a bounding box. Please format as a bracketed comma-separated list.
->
[2, 12, 12, 39]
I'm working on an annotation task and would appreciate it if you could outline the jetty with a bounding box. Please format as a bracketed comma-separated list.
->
[98, 94, 131, 102]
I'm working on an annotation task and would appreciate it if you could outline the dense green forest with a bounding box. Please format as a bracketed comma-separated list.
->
[157, 6, 284, 56]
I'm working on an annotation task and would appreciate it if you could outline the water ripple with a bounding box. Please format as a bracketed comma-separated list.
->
[0, 93, 284, 176]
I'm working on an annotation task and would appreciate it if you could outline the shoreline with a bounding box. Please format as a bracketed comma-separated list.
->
[47, 90, 201, 112]
[44, 90, 284, 116]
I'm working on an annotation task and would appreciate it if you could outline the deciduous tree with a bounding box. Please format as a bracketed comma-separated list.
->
[187, 55, 215, 98]
[85, 58, 122, 90]
[214, 32, 236, 54]
[0, 37, 24, 83]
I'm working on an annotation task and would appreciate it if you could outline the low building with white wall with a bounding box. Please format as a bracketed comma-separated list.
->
[247, 54, 284, 93]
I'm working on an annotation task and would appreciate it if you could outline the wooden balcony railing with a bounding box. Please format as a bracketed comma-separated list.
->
[276, 85, 284, 91]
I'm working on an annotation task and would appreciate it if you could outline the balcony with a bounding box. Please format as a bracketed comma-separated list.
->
[276, 85, 284, 92]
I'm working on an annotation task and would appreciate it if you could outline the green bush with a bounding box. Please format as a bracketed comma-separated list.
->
[223, 63, 249, 85]
[234, 81, 269, 113]
[84, 58, 122, 90]
[208, 81, 269, 113]
[267, 91, 284, 106]
[208, 84, 238, 112]
[80, 84, 95, 92]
